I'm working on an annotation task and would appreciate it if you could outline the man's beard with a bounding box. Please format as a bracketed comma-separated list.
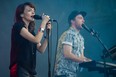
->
[75, 24, 82, 30]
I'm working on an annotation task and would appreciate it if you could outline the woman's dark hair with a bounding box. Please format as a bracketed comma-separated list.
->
[15, 2, 36, 32]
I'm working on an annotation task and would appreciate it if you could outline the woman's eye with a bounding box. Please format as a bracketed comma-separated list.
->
[28, 9, 35, 13]
[28, 9, 32, 12]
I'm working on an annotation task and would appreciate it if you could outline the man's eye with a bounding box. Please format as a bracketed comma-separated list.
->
[79, 17, 83, 19]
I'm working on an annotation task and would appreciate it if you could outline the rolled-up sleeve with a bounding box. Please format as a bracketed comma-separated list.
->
[62, 33, 73, 46]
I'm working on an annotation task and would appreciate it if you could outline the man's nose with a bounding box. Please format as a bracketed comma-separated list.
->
[82, 19, 85, 24]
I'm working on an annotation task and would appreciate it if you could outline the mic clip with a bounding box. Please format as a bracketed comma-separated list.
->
[90, 28, 99, 37]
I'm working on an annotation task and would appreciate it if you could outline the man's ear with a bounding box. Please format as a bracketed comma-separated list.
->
[71, 20, 74, 24]
[20, 14, 24, 17]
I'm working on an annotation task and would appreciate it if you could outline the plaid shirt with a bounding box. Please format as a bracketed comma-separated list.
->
[55, 27, 84, 77]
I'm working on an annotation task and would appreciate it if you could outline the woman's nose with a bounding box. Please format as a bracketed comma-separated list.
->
[32, 11, 35, 15]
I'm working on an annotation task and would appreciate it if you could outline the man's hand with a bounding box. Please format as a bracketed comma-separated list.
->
[84, 57, 92, 62]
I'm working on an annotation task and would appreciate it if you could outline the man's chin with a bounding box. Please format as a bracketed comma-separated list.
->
[79, 25, 83, 29]
[76, 27, 82, 30]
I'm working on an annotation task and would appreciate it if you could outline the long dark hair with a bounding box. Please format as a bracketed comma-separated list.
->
[14, 2, 36, 32]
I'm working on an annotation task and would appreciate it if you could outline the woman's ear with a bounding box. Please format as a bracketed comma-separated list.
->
[20, 14, 24, 17]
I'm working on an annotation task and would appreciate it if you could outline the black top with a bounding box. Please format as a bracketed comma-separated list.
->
[10, 21, 37, 75]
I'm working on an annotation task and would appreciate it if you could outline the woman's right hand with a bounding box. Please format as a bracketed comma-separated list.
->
[42, 13, 50, 24]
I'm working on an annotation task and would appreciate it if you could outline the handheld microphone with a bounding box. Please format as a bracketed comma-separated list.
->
[33, 15, 57, 22]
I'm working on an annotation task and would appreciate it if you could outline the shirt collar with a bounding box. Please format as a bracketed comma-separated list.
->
[69, 26, 80, 35]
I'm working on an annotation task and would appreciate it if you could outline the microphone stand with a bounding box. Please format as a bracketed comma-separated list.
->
[46, 20, 58, 77]
[82, 24, 112, 77]
[47, 28, 51, 77]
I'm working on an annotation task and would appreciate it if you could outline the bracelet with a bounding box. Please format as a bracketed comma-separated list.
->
[38, 28, 44, 33]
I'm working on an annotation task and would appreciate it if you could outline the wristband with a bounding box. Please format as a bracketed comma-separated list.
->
[38, 28, 44, 33]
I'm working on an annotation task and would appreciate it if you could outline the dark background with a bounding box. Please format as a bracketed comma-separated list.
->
[0, 0, 116, 77]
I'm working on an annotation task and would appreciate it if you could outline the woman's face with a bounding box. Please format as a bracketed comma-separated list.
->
[21, 5, 35, 22]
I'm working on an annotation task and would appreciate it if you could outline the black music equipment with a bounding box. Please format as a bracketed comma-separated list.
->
[104, 45, 116, 60]
[79, 61, 116, 76]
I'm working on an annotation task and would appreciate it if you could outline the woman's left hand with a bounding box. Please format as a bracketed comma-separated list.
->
[46, 21, 52, 30]
[46, 21, 52, 37]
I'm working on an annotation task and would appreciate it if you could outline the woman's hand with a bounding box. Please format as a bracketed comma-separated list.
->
[42, 13, 50, 24]
[46, 21, 52, 37]
[46, 21, 52, 30]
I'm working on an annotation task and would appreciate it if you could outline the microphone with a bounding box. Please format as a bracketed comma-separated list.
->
[82, 24, 94, 35]
[33, 15, 57, 22]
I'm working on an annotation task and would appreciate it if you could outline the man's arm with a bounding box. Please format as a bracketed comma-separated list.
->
[63, 44, 85, 63]
[81, 49, 92, 62]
